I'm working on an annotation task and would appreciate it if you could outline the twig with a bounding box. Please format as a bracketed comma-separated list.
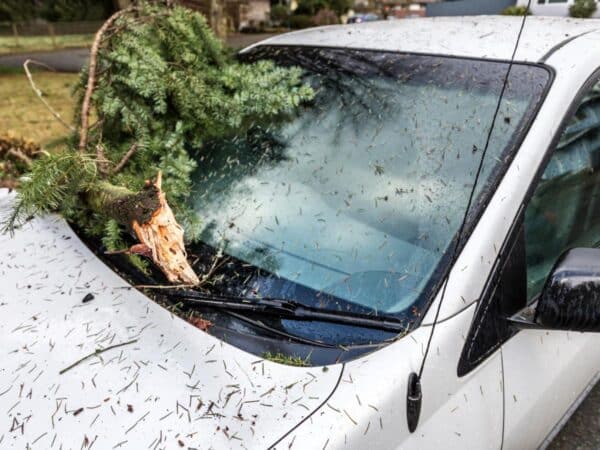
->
[197, 255, 229, 287]
[93, 127, 110, 175]
[96, 143, 109, 175]
[104, 248, 131, 256]
[88, 119, 104, 132]
[129, 255, 229, 291]
[125, 411, 149, 434]
[7, 148, 32, 167]
[134, 284, 197, 290]
[23, 59, 75, 132]
[111, 143, 138, 174]
[116, 373, 139, 395]
[105, 243, 151, 258]
[78, 7, 136, 153]
[59, 339, 138, 375]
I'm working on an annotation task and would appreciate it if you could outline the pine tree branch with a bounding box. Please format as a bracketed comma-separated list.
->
[96, 142, 110, 175]
[23, 59, 75, 133]
[78, 6, 137, 153]
[111, 142, 138, 174]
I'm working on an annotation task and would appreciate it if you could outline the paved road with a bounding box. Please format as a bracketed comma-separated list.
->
[1, 31, 598, 449]
[0, 47, 89, 72]
[548, 382, 600, 450]
[0, 33, 278, 72]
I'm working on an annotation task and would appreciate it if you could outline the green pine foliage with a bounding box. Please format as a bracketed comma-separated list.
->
[102, 218, 149, 272]
[6, 2, 314, 252]
[262, 352, 310, 367]
[5, 152, 96, 232]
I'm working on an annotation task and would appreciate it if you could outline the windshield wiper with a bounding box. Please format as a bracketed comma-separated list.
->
[155, 289, 407, 333]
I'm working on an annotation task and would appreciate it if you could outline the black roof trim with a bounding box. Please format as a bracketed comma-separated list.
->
[539, 29, 598, 63]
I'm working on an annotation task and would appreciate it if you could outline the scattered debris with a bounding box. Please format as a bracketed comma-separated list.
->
[189, 317, 213, 332]
[0, 133, 41, 189]
[262, 352, 310, 367]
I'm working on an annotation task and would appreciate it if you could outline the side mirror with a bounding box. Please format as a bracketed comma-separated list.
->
[510, 247, 600, 332]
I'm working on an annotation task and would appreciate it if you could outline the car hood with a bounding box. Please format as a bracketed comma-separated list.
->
[0, 190, 342, 449]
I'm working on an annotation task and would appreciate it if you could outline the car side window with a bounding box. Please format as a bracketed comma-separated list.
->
[524, 81, 600, 300]
[458, 77, 600, 377]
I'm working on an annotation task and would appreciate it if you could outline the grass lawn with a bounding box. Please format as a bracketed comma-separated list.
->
[0, 70, 78, 146]
[0, 34, 93, 55]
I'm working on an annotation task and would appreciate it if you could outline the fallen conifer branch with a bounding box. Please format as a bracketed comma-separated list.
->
[5, 1, 314, 286]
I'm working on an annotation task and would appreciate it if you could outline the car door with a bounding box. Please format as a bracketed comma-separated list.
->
[501, 76, 600, 450]
[455, 71, 600, 450]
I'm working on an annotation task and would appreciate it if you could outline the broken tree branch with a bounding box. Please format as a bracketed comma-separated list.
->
[23, 59, 75, 132]
[86, 172, 200, 285]
[130, 172, 200, 285]
[78, 7, 136, 153]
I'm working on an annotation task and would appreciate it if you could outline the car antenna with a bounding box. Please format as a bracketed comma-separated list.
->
[406, 0, 533, 433]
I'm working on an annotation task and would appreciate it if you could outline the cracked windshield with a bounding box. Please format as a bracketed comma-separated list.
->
[190, 46, 550, 324]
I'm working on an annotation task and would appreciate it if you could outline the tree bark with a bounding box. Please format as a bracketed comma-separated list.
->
[87, 173, 200, 285]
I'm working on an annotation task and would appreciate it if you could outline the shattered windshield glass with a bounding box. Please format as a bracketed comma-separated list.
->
[189, 46, 550, 326]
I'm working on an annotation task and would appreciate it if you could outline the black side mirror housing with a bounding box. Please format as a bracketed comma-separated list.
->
[510, 247, 600, 332]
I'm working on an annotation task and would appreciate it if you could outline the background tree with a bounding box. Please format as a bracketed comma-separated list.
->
[39, 0, 116, 21]
[292, 0, 350, 26]
[327, 0, 351, 17]
[501, 5, 530, 16]
[312, 8, 338, 25]
[294, 0, 328, 16]
[270, 4, 289, 24]
[0, 1, 36, 22]
[0, 0, 115, 22]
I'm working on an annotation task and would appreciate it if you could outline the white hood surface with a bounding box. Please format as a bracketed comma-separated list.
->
[0, 191, 342, 449]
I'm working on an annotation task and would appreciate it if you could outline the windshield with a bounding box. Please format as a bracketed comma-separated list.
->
[189, 46, 550, 328]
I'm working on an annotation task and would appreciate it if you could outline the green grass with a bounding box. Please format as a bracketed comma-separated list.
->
[0, 34, 93, 55]
[0, 71, 78, 145]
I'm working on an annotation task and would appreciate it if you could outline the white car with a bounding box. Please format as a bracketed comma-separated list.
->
[2, 16, 600, 450]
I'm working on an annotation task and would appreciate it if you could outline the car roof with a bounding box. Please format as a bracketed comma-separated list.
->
[245, 16, 600, 63]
